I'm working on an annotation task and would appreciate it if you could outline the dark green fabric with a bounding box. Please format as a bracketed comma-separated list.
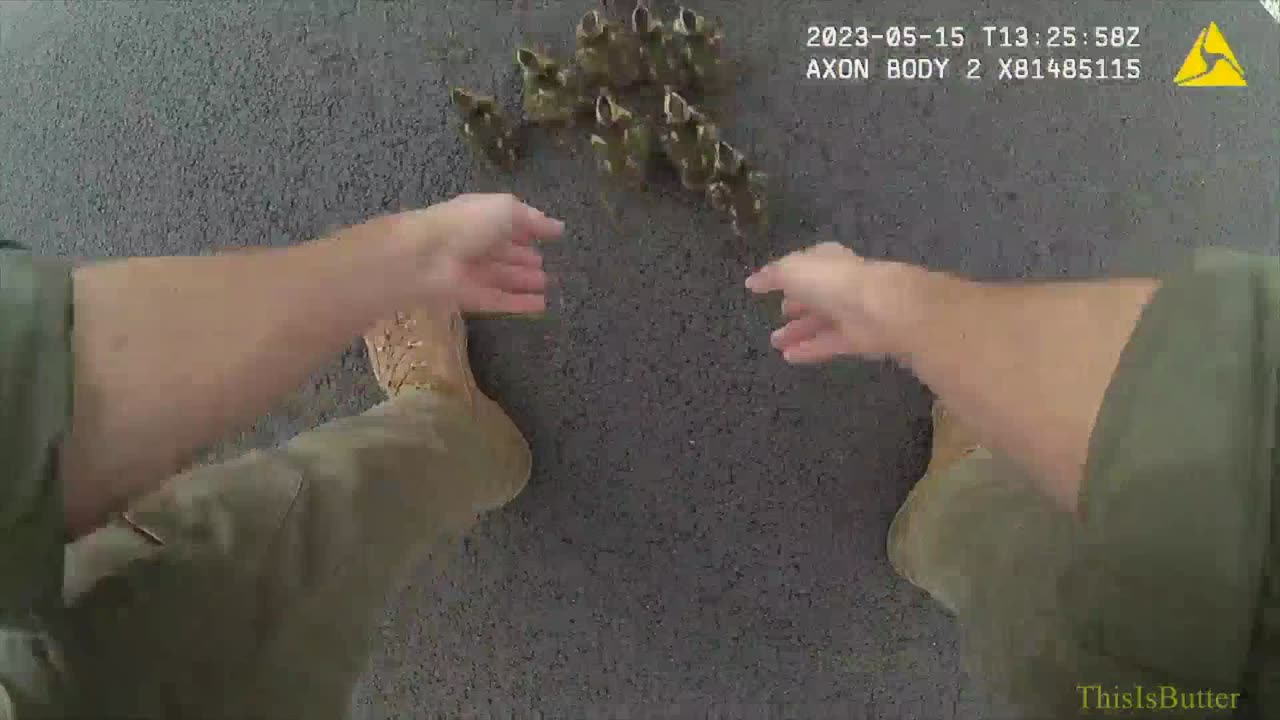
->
[1068, 249, 1280, 714]
[0, 247, 74, 718]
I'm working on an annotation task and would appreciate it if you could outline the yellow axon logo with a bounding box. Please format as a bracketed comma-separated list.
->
[1174, 22, 1247, 87]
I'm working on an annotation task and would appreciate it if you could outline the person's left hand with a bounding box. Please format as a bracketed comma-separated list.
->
[382, 193, 564, 313]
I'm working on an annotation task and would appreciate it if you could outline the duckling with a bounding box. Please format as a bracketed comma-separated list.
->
[706, 140, 768, 236]
[449, 87, 518, 169]
[574, 9, 644, 90]
[515, 47, 592, 126]
[672, 6, 725, 90]
[631, 0, 693, 91]
[658, 89, 719, 192]
[588, 91, 654, 186]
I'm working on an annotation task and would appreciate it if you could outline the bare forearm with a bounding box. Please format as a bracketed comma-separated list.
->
[61, 220, 413, 534]
[894, 269, 1158, 512]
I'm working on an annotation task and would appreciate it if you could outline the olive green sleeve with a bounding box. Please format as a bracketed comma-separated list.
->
[0, 242, 75, 717]
[1068, 249, 1280, 700]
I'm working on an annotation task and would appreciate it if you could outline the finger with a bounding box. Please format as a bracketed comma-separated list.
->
[499, 244, 544, 269]
[770, 314, 830, 349]
[781, 298, 811, 318]
[746, 248, 818, 293]
[748, 242, 860, 293]
[471, 263, 548, 293]
[460, 287, 547, 315]
[745, 264, 780, 293]
[780, 333, 848, 365]
[747, 254, 810, 294]
[512, 204, 565, 245]
[474, 241, 542, 267]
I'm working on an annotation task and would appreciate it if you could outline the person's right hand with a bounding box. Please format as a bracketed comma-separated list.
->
[380, 193, 564, 314]
[745, 242, 924, 364]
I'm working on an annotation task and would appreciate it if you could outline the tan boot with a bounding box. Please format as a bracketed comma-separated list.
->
[924, 402, 984, 477]
[887, 401, 984, 613]
[888, 405, 1088, 714]
[364, 308, 479, 405]
[363, 306, 532, 512]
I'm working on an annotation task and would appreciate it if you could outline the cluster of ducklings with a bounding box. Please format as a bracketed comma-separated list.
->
[449, 1, 767, 237]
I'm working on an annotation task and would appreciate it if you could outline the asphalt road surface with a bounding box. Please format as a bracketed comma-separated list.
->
[1, 1, 1276, 717]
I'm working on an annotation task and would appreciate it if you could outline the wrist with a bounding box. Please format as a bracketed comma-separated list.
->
[290, 220, 413, 330]
[867, 260, 946, 366]
[334, 214, 441, 310]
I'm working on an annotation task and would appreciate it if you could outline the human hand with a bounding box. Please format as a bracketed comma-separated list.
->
[382, 193, 564, 314]
[745, 242, 924, 364]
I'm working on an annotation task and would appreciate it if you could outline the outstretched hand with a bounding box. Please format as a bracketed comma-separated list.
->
[385, 193, 564, 314]
[746, 242, 923, 364]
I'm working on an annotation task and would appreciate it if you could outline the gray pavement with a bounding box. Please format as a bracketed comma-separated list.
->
[1, 1, 1276, 717]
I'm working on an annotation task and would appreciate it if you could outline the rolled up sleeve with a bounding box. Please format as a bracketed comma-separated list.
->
[1069, 249, 1280, 703]
[0, 241, 74, 717]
